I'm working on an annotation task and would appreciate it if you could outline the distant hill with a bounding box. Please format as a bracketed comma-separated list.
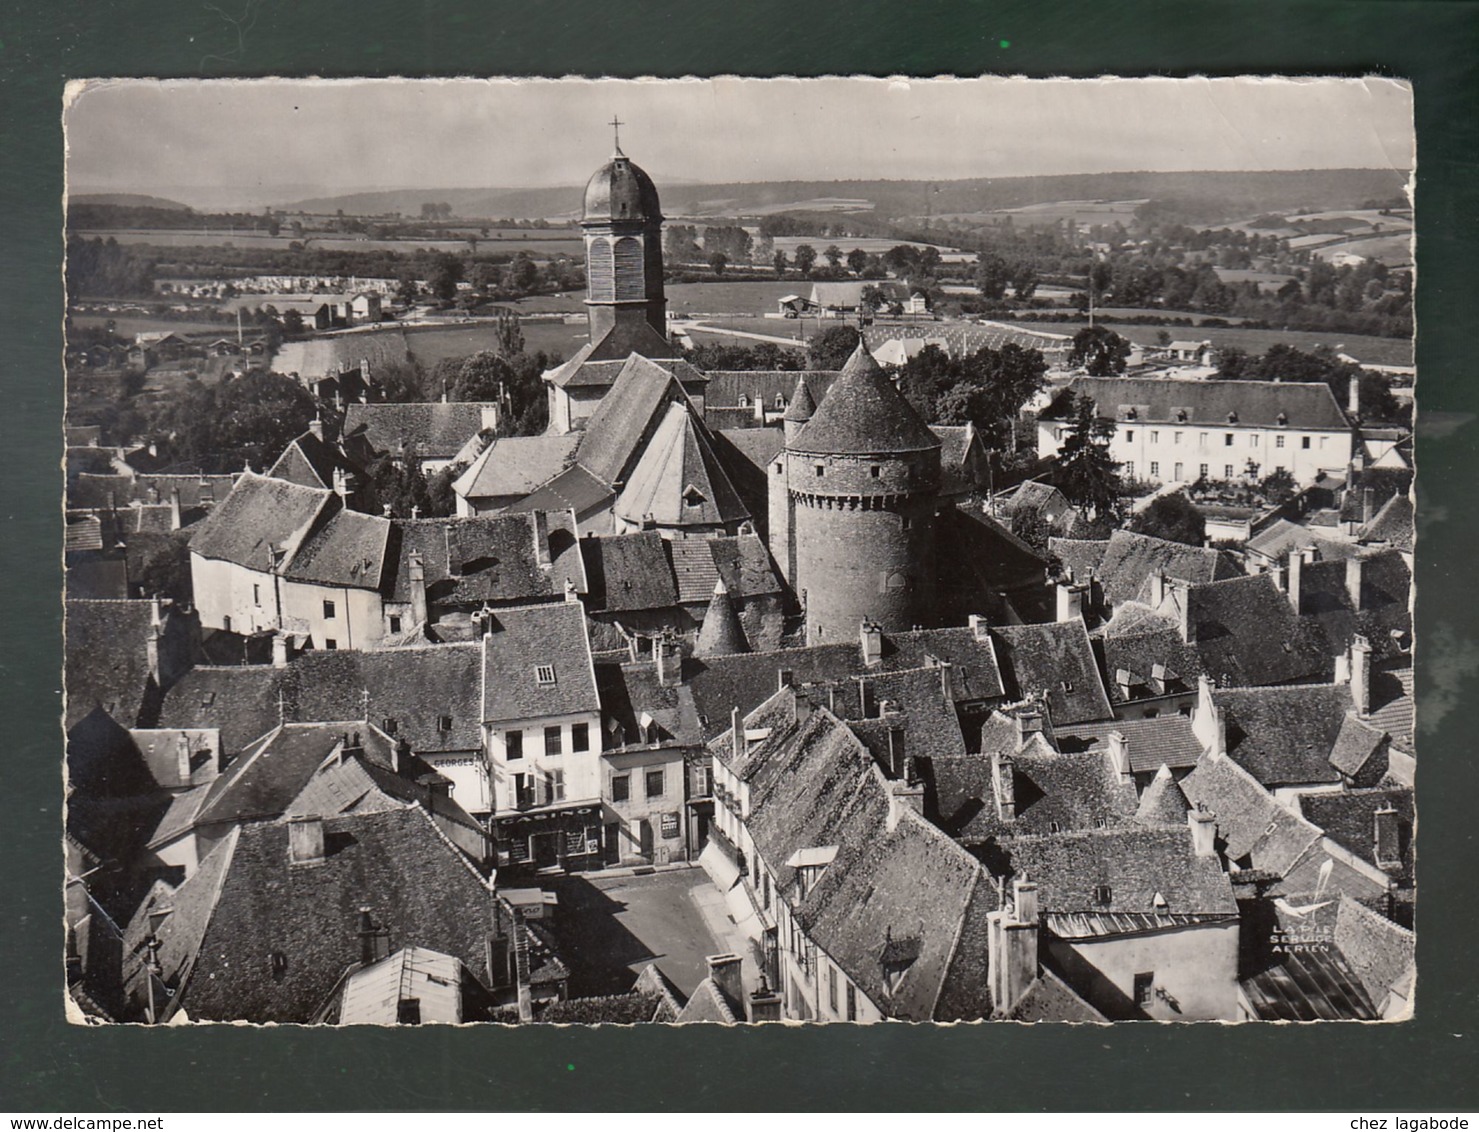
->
[69, 192, 193, 212]
[276, 168, 1409, 226]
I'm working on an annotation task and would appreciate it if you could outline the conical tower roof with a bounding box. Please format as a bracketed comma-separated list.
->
[782, 372, 818, 424]
[612, 400, 749, 530]
[694, 578, 750, 656]
[582, 151, 662, 223]
[790, 341, 940, 455]
[1135, 764, 1192, 826]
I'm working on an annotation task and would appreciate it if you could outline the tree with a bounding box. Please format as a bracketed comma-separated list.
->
[1259, 468, 1298, 505]
[427, 254, 464, 303]
[375, 358, 427, 403]
[1055, 394, 1122, 517]
[1069, 326, 1131, 376]
[365, 448, 433, 519]
[1011, 263, 1039, 301]
[772, 249, 789, 278]
[126, 530, 194, 603]
[507, 254, 539, 293]
[708, 251, 729, 276]
[448, 351, 515, 402]
[1010, 508, 1053, 556]
[823, 245, 843, 271]
[807, 325, 861, 370]
[1129, 493, 1206, 546]
[146, 371, 316, 474]
[395, 271, 420, 306]
[975, 253, 1011, 302]
[793, 244, 817, 276]
[494, 309, 525, 359]
[846, 248, 869, 276]
[280, 308, 305, 336]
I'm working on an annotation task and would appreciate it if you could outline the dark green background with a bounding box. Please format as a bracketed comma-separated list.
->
[3, 0, 1476, 1112]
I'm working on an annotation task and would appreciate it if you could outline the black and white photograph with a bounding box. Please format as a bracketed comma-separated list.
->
[61, 75, 1416, 1026]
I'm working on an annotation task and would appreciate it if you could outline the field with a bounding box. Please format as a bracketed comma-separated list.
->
[1214, 268, 1297, 293]
[932, 199, 1146, 229]
[1042, 319, 1414, 367]
[70, 313, 237, 337]
[665, 280, 810, 316]
[402, 320, 589, 366]
[767, 236, 971, 261]
[1312, 234, 1413, 267]
[73, 228, 582, 258]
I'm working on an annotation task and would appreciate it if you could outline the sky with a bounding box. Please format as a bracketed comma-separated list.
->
[64, 76, 1415, 210]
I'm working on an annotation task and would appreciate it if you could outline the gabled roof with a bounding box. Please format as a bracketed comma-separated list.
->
[338, 946, 469, 1025]
[1216, 684, 1353, 787]
[266, 430, 363, 492]
[545, 320, 681, 389]
[1297, 550, 1412, 656]
[282, 507, 391, 590]
[187, 472, 333, 573]
[387, 511, 584, 608]
[1040, 377, 1352, 431]
[342, 402, 498, 461]
[69, 472, 239, 512]
[65, 600, 159, 731]
[129, 728, 222, 790]
[790, 343, 941, 456]
[575, 354, 698, 486]
[990, 620, 1113, 726]
[930, 749, 1138, 843]
[612, 401, 749, 530]
[1096, 529, 1235, 608]
[1054, 715, 1206, 773]
[127, 807, 497, 1023]
[1366, 663, 1414, 752]
[452, 433, 580, 502]
[579, 531, 678, 612]
[1180, 753, 1323, 874]
[1360, 492, 1414, 552]
[700, 370, 834, 416]
[1049, 536, 1109, 583]
[1299, 786, 1414, 883]
[1245, 519, 1358, 563]
[596, 660, 703, 748]
[480, 602, 600, 723]
[502, 463, 614, 516]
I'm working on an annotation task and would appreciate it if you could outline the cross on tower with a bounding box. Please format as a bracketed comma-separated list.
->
[610, 115, 624, 153]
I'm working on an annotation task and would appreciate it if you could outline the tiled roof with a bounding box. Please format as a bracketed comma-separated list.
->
[1135, 765, 1192, 825]
[283, 507, 390, 590]
[574, 354, 697, 486]
[712, 427, 784, 478]
[695, 581, 749, 657]
[994, 826, 1238, 923]
[1096, 529, 1234, 608]
[502, 463, 614, 516]
[1049, 537, 1109, 583]
[289, 750, 485, 838]
[1340, 465, 1412, 524]
[1299, 787, 1414, 883]
[1333, 893, 1415, 1010]
[342, 402, 497, 461]
[612, 401, 749, 530]
[1297, 550, 1411, 657]
[265, 431, 364, 492]
[928, 872, 999, 1022]
[156, 666, 283, 755]
[1361, 492, 1414, 552]
[936, 508, 1049, 607]
[545, 320, 680, 389]
[1245, 519, 1358, 563]
[674, 977, 740, 1023]
[790, 343, 941, 456]
[64, 515, 105, 552]
[702, 371, 835, 415]
[1217, 684, 1352, 787]
[1040, 377, 1351, 431]
[1006, 967, 1109, 1023]
[193, 722, 398, 829]
[387, 511, 583, 608]
[276, 326, 411, 380]
[596, 661, 703, 748]
[1366, 663, 1414, 751]
[990, 620, 1113, 726]
[580, 531, 678, 612]
[1096, 628, 1204, 706]
[930, 749, 1137, 843]
[69, 472, 239, 511]
[1329, 714, 1387, 779]
[338, 946, 468, 1024]
[65, 600, 158, 730]
[1180, 753, 1322, 874]
[133, 807, 497, 1023]
[705, 532, 784, 602]
[932, 425, 981, 496]
[452, 433, 580, 502]
[830, 667, 969, 763]
[129, 728, 222, 790]
[187, 473, 332, 573]
[480, 602, 600, 722]
[1054, 715, 1206, 773]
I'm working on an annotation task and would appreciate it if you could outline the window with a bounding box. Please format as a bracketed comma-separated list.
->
[323, 600, 336, 619]
[1275, 435, 1286, 449]
[1174, 431, 1183, 445]
[611, 774, 630, 802]
[846, 983, 857, 1021]
[1125, 429, 1134, 442]
[505, 730, 523, 760]
[534, 664, 556, 685]
[693, 764, 712, 796]
[870, 465, 881, 478]
[1199, 432, 1208, 446]
[1224, 433, 1234, 447]
[1149, 462, 1159, 477]
[548, 769, 565, 804]
[1150, 430, 1159, 443]
[1134, 972, 1155, 1008]
[544, 725, 562, 757]
[1250, 433, 1259, 447]
[1224, 465, 1234, 479]
[324, 638, 338, 650]
[1199, 464, 1209, 478]
[645, 769, 665, 799]
[815, 464, 824, 477]
[1124, 461, 1135, 479]
[253, 583, 261, 606]
[571, 722, 589, 752]
[1094, 884, 1113, 905]
[737, 394, 749, 408]
[388, 614, 402, 634]
[382, 717, 398, 735]
[828, 964, 839, 1013]
[514, 773, 535, 808]
[1173, 463, 1183, 481]
[900, 516, 911, 531]
[1302, 436, 1311, 449]
[438, 715, 453, 733]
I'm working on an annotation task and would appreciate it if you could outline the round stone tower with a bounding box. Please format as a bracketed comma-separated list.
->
[787, 342, 941, 645]
[580, 139, 666, 341]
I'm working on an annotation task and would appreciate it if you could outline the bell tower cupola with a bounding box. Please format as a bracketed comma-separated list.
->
[581, 120, 667, 342]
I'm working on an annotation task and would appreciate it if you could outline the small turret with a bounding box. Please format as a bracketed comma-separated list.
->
[695, 578, 750, 657]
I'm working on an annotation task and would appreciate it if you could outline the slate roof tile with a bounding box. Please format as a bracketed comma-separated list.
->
[1041, 377, 1351, 431]
[990, 620, 1113, 726]
[1299, 787, 1414, 883]
[480, 602, 600, 722]
[188, 473, 332, 573]
[1180, 753, 1323, 874]
[613, 401, 749, 530]
[65, 599, 159, 730]
[342, 402, 498, 461]
[789, 344, 941, 455]
[1054, 715, 1205, 772]
[1216, 685, 1352, 787]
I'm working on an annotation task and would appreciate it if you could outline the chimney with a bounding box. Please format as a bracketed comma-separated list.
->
[271, 632, 290, 669]
[1346, 554, 1366, 612]
[1373, 806, 1401, 870]
[859, 620, 883, 668]
[532, 511, 552, 570]
[1287, 545, 1312, 615]
[175, 732, 193, 785]
[748, 972, 783, 1023]
[309, 416, 324, 441]
[169, 487, 182, 531]
[1191, 674, 1225, 758]
[730, 707, 743, 765]
[1173, 580, 1195, 645]
[1362, 487, 1376, 526]
[382, 503, 393, 518]
[1350, 634, 1372, 717]
[1188, 805, 1217, 858]
[480, 405, 499, 433]
[1014, 708, 1043, 751]
[887, 777, 925, 831]
[706, 954, 745, 1016]
[793, 687, 814, 727]
[288, 815, 326, 866]
[358, 906, 390, 967]
[564, 577, 580, 603]
[1150, 662, 1168, 696]
[992, 752, 1016, 820]
[967, 613, 989, 642]
[885, 725, 906, 780]
[408, 552, 428, 627]
[655, 634, 682, 687]
[1148, 569, 1166, 610]
[1106, 730, 1132, 783]
[1055, 579, 1085, 623]
[988, 879, 1039, 1013]
[1349, 373, 1361, 419]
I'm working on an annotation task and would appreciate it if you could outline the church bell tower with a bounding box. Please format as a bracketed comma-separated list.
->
[580, 119, 667, 341]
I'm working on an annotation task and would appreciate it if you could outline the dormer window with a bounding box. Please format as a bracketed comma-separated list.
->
[438, 715, 453, 733]
[1124, 407, 1137, 421]
[682, 485, 706, 508]
[534, 664, 556, 685]
[1094, 884, 1113, 905]
[1227, 411, 1238, 424]
[1176, 409, 1188, 423]
[1277, 411, 1288, 426]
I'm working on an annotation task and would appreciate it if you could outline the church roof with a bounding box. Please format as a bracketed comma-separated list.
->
[612, 401, 749, 530]
[695, 580, 750, 657]
[790, 343, 940, 456]
[582, 151, 662, 223]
